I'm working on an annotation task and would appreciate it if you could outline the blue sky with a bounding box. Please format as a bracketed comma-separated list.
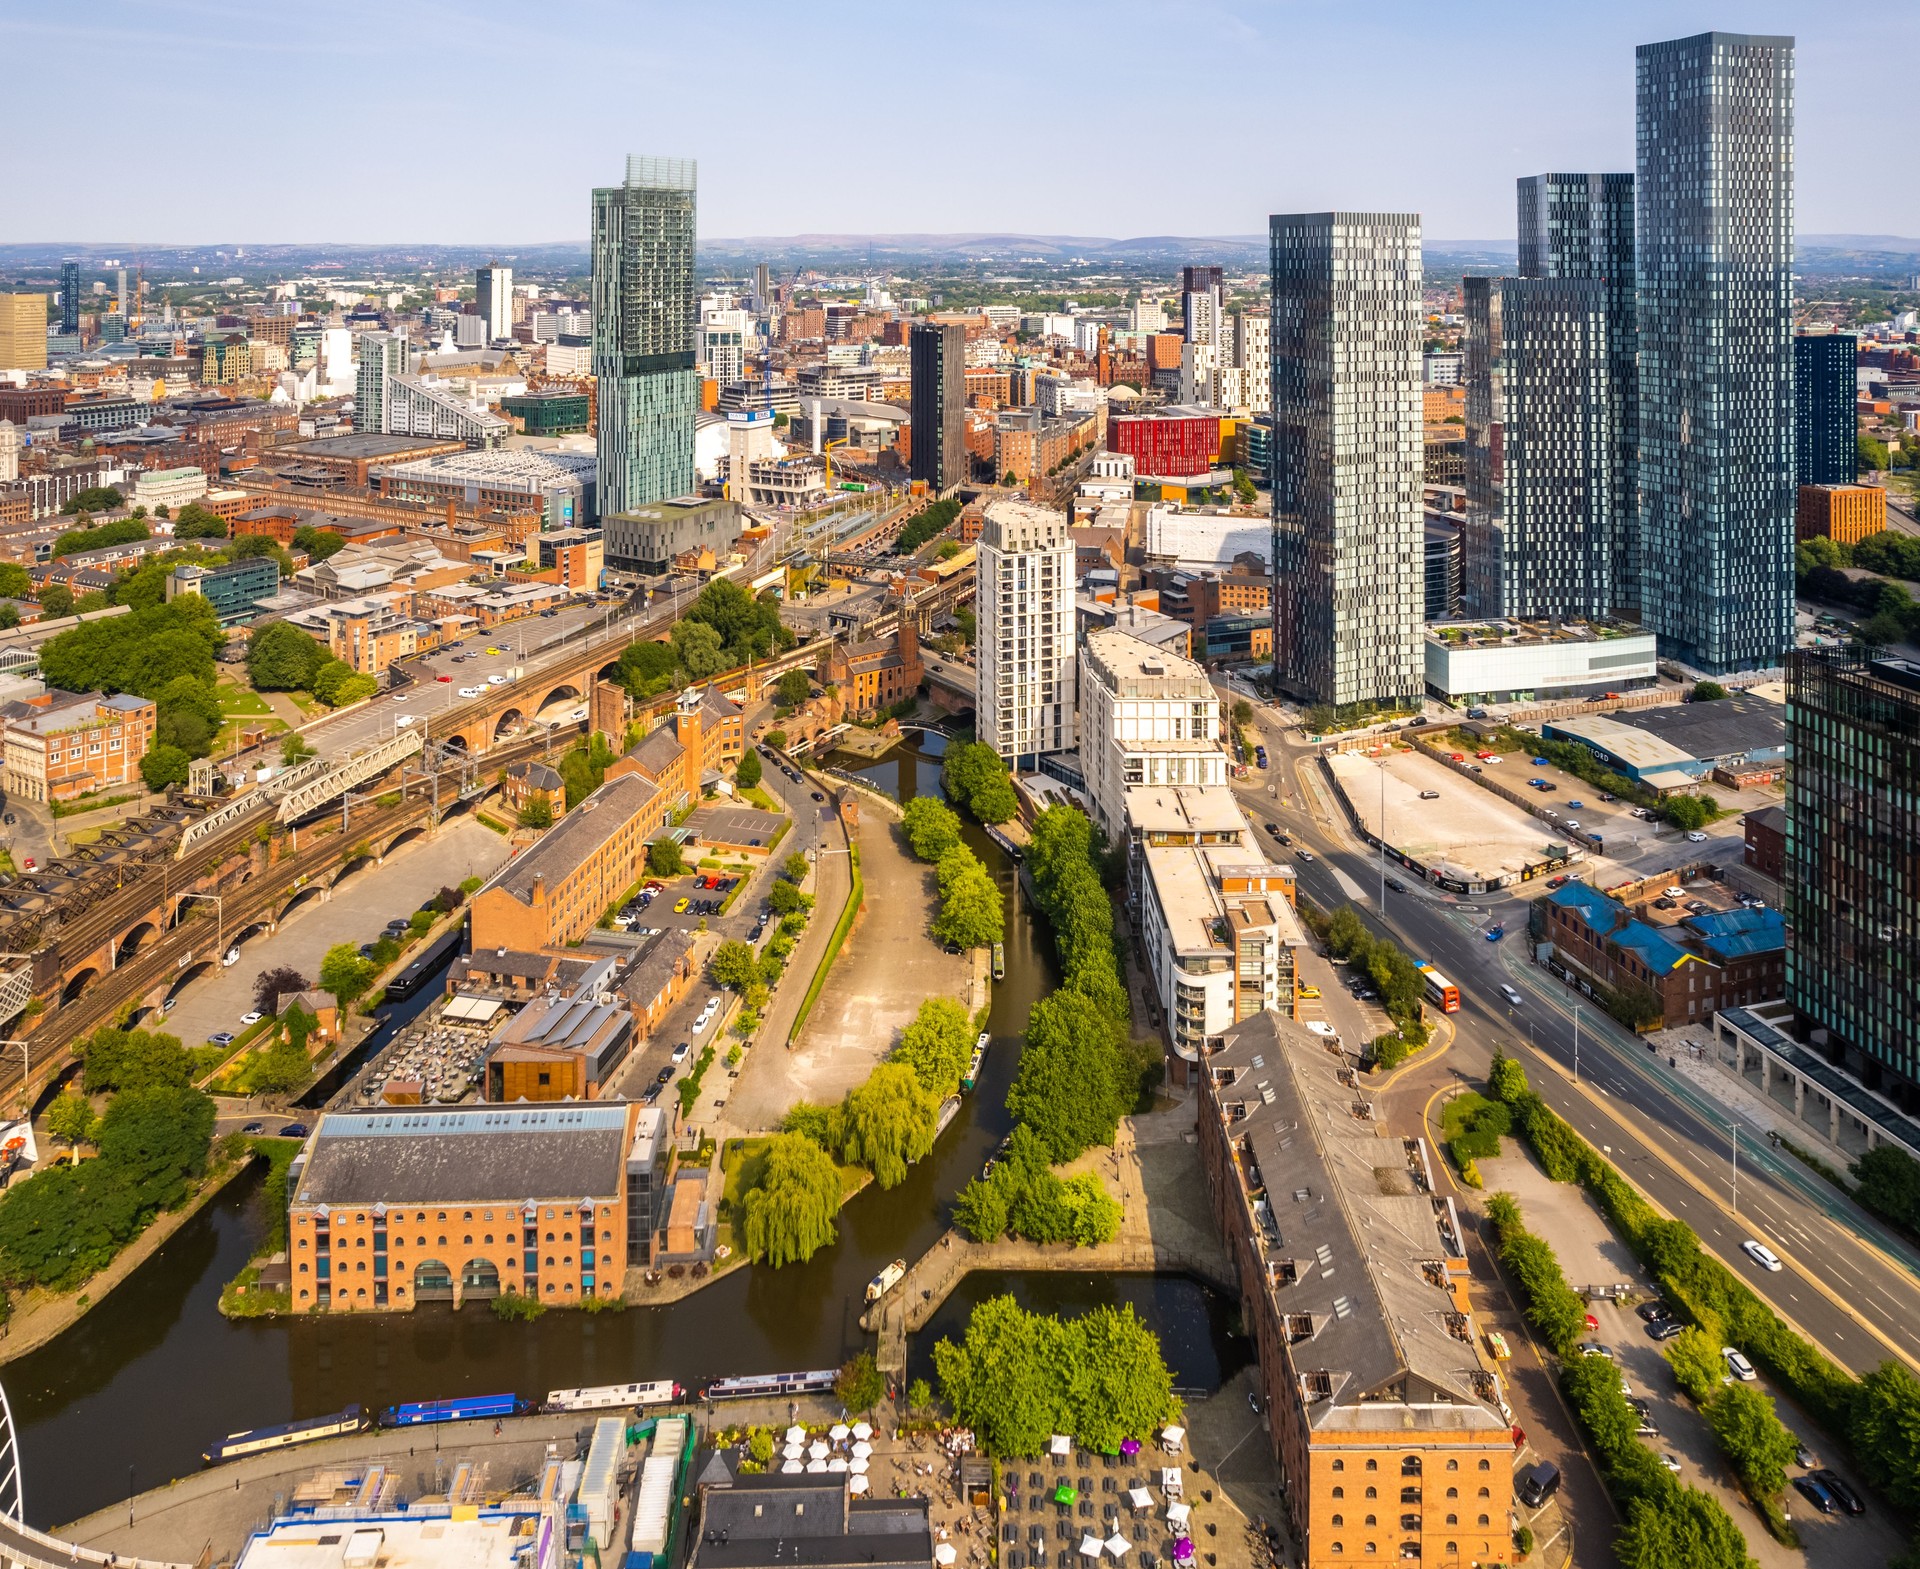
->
[2, 2, 1899, 245]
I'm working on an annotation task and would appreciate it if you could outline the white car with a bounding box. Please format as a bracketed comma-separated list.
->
[691, 1015, 709, 1035]
[488, 673, 508, 686]
[1723, 1347, 1757, 1382]
[396, 713, 418, 726]
[241, 1010, 263, 1026]
[222, 946, 240, 967]
[1662, 887, 1686, 900]
[1305, 1021, 1339, 1041]
[1659, 1453, 1682, 1475]
[1741, 1238, 1783, 1272]
[1500, 984, 1523, 1007]
[1686, 830, 1708, 843]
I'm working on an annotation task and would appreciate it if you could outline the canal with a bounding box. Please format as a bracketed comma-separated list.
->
[11, 732, 1243, 1528]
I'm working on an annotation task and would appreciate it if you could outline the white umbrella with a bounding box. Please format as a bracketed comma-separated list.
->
[849, 1474, 870, 1495]
[851, 1440, 873, 1459]
[828, 1458, 849, 1473]
[829, 1423, 851, 1441]
[1078, 1538, 1104, 1559]
[786, 1425, 807, 1444]
[1106, 1536, 1129, 1559]
[806, 1459, 829, 1474]
[934, 1547, 957, 1566]
[1128, 1488, 1152, 1511]
[1165, 1504, 1190, 1531]
[1050, 1434, 1072, 1456]
[1160, 1425, 1185, 1451]
[781, 1460, 803, 1474]
[784, 1443, 805, 1460]
[809, 1440, 830, 1461]
[852, 1421, 873, 1440]
[850, 1457, 869, 1475]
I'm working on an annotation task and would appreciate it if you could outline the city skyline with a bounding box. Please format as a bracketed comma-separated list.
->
[0, 1, 1906, 246]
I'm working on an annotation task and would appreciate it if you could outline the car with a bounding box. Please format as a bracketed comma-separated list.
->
[459, 686, 482, 698]
[1298, 985, 1322, 999]
[1599, 792, 1617, 802]
[1419, 789, 1440, 800]
[488, 673, 508, 686]
[1686, 830, 1708, 843]
[672, 1041, 691, 1062]
[277, 1123, 309, 1138]
[1450, 752, 1466, 762]
[1470, 764, 1483, 773]
[1546, 874, 1570, 889]
[639, 1084, 662, 1105]
[437, 674, 452, 682]
[1475, 751, 1497, 762]
[1813, 1469, 1864, 1515]
[1272, 829, 1292, 845]
[811, 790, 825, 802]
[1646, 1319, 1685, 1342]
[1637, 1300, 1675, 1323]
[1662, 886, 1686, 899]
[1793, 1475, 1838, 1515]
[241, 1010, 263, 1026]
[1532, 756, 1550, 766]
[1, 814, 10, 825]
[1500, 984, 1523, 1006]
[1653, 897, 1677, 910]
[673, 897, 690, 914]
[1568, 800, 1585, 810]
[1741, 1238, 1783, 1272]
[1685, 900, 1711, 915]
[656, 1065, 674, 1085]
[222, 946, 240, 967]
[612, 911, 636, 930]
[1629, 1398, 1658, 1436]
[692, 1014, 708, 1034]
[1723, 1347, 1758, 1381]
[1658, 1453, 1682, 1475]
[1485, 924, 1504, 942]
[485, 646, 500, 655]
[1563, 820, 1581, 832]
[209, 1031, 236, 1047]
[396, 713, 418, 726]
[19, 857, 31, 870]
[1385, 876, 1406, 894]
[1579, 1342, 1614, 1359]
[1794, 1444, 1817, 1470]
[1539, 781, 1556, 791]
[1264, 822, 1283, 837]
[1528, 777, 1546, 789]
[1296, 848, 1315, 862]
[1584, 1311, 1600, 1332]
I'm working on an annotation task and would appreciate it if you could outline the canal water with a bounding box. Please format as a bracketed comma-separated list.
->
[11, 732, 1242, 1528]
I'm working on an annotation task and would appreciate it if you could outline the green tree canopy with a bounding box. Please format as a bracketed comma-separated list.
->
[292, 525, 348, 561]
[685, 578, 792, 664]
[318, 943, 379, 1005]
[54, 517, 150, 558]
[1006, 991, 1131, 1163]
[78, 1026, 194, 1095]
[172, 503, 228, 540]
[1852, 1143, 1920, 1230]
[616, 637, 679, 698]
[942, 741, 1017, 824]
[0, 564, 32, 600]
[59, 485, 124, 516]
[93, 1084, 216, 1210]
[1691, 680, 1729, 702]
[902, 795, 964, 862]
[894, 996, 974, 1096]
[740, 1132, 842, 1267]
[735, 748, 762, 788]
[1704, 1383, 1796, 1502]
[45, 1091, 97, 1148]
[838, 1062, 937, 1189]
[932, 846, 1004, 949]
[1847, 1361, 1920, 1511]
[38, 596, 221, 697]
[648, 838, 687, 876]
[710, 939, 763, 993]
[248, 621, 329, 691]
[1614, 1491, 1756, 1569]
[37, 583, 74, 619]
[775, 667, 811, 708]
[670, 618, 727, 678]
[835, 1351, 887, 1413]
[140, 743, 191, 791]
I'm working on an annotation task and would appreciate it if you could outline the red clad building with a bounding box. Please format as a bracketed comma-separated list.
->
[1107, 411, 1221, 477]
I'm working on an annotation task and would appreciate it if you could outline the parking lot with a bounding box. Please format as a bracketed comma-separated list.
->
[1328, 747, 1572, 886]
[1477, 1148, 1900, 1567]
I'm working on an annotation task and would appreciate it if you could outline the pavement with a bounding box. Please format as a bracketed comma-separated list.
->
[162, 816, 511, 1054]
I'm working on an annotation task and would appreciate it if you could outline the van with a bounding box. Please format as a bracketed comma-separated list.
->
[1516, 1461, 1561, 1509]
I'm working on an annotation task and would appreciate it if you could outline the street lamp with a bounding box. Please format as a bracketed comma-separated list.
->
[1728, 1122, 1739, 1215]
[1571, 1003, 1581, 1085]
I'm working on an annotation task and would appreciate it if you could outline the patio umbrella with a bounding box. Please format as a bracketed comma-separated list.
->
[829, 1424, 851, 1441]
[1119, 1440, 1141, 1458]
[1165, 1505, 1191, 1531]
[850, 1458, 870, 1475]
[1050, 1434, 1072, 1456]
[809, 1441, 831, 1461]
[936, 1546, 958, 1566]
[1127, 1489, 1152, 1511]
[1160, 1426, 1185, 1452]
[849, 1475, 870, 1496]
[781, 1460, 803, 1474]
[1079, 1538, 1104, 1559]
[1172, 1542, 1194, 1565]
[829, 1459, 849, 1473]
[806, 1459, 829, 1474]
[786, 1426, 807, 1444]
[1106, 1536, 1129, 1558]
[851, 1440, 873, 1459]
[783, 1443, 805, 1461]
[1054, 1484, 1078, 1506]
[852, 1421, 873, 1440]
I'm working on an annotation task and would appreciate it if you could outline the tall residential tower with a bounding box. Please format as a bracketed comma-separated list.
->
[908, 320, 966, 494]
[593, 156, 699, 516]
[1795, 332, 1857, 488]
[476, 264, 513, 344]
[976, 500, 1076, 765]
[1636, 31, 1796, 672]
[1269, 213, 1424, 708]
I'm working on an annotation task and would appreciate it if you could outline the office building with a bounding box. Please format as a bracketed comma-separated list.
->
[909, 320, 966, 493]
[0, 295, 47, 372]
[1637, 32, 1796, 673]
[977, 499, 1075, 764]
[355, 330, 412, 435]
[1, 691, 156, 804]
[1423, 621, 1657, 707]
[165, 556, 280, 626]
[1079, 628, 1225, 837]
[1786, 650, 1920, 1105]
[1197, 1011, 1515, 1569]
[472, 772, 660, 952]
[1181, 265, 1224, 347]
[602, 494, 742, 576]
[59, 263, 80, 336]
[1796, 483, 1884, 546]
[285, 1100, 667, 1309]
[1462, 276, 1614, 619]
[1516, 172, 1637, 613]
[476, 263, 513, 343]
[1424, 515, 1463, 621]
[1269, 212, 1424, 707]
[592, 155, 699, 515]
[1795, 332, 1857, 487]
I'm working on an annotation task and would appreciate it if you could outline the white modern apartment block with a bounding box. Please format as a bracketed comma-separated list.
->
[1131, 295, 1167, 335]
[1232, 313, 1271, 414]
[1126, 784, 1307, 1077]
[383, 375, 511, 447]
[1144, 503, 1271, 572]
[133, 466, 208, 511]
[1080, 628, 1225, 837]
[476, 265, 513, 343]
[977, 500, 1077, 764]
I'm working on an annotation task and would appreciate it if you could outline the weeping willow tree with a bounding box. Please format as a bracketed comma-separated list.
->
[741, 1133, 842, 1266]
[838, 1062, 937, 1189]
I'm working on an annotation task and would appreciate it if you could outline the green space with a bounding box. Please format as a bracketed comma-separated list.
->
[1798, 529, 1920, 645]
[720, 1133, 867, 1267]
[613, 578, 796, 698]
[217, 1138, 302, 1317]
[1439, 1090, 1508, 1186]
[1312, 903, 1430, 1068]
[901, 797, 1002, 949]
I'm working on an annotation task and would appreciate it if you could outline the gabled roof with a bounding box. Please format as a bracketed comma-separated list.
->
[1683, 906, 1786, 961]
[1611, 920, 1695, 974]
[1544, 881, 1622, 935]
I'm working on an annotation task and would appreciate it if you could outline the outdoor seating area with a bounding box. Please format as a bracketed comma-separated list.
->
[999, 1428, 1197, 1569]
[349, 1001, 497, 1106]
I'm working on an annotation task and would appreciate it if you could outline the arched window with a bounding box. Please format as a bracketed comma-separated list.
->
[1364, 1487, 1376, 1500]
[1332, 1488, 1344, 1500]
[1477, 1459, 1490, 1471]
[1445, 1488, 1457, 1499]
[1477, 1488, 1490, 1499]
[1365, 1459, 1379, 1472]
[1445, 1460, 1458, 1472]
[1331, 1461, 1345, 1472]
[298, 1263, 308, 1273]
[1445, 1514, 1457, 1526]
[463, 1235, 473, 1245]
[484, 1234, 494, 1244]
[1363, 1515, 1375, 1527]
[299, 1288, 309, 1299]
[1477, 1515, 1490, 1527]
[1330, 1516, 1342, 1528]
[1401, 1457, 1420, 1475]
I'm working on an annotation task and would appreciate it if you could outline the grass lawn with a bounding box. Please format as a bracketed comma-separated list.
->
[739, 785, 784, 813]
[1442, 1090, 1497, 1144]
[216, 684, 275, 717]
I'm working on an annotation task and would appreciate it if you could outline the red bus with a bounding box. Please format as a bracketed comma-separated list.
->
[1418, 964, 1460, 1014]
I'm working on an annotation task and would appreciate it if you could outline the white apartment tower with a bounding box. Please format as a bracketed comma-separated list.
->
[1080, 628, 1225, 837]
[977, 500, 1077, 765]
[1233, 313, 1271, 414]
[476, 265, 513, 343]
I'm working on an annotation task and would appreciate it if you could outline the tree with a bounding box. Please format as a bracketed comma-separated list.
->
[740, 1133, 842, 1266]
[1847, 1361, 1920, 1510]
[1231, 468, 1257, 504]
[37, 584, 74, 619]
[1691, 680, 1730, 702]
[768, 878, 807, 916]
[140, 743, 191, 791]
[782, 850, 810, 882]
[58, 486, 125, 516]
[559, 733, 615, 807]
[0, 564, 31, 601]
[775, 668, 811, 708]
[1615, 1491, 1755, 1569]
[763, 729, 789, 750]
[736, 748, 762, 789]
[670, 618, 727, 678]
[79, 1027, 193, 1095]
[835, 1351, 887, 1413]
[1662, 793, 1717, 832]
[648, 838, 686, 876]
[282, 733, 315, 766]
[172, 503, 228, 540]
[1664, 1326, 1728, 1405]
[292, 525, 348, 561]
[1851, 1144, 1920, 1229]
[518, 796, 552, 830]
[93, 1084, 216, 1209]
[903, 796, 964, 862]
[253, 966, 310, 1016]
[1488, 1050, 1529, 1104]
[1005, 991, 1130, 1163]
[1704, 1382, 1796, 1500]
[839, 1062, 938, 1188]
[311, 659, 357, 705]
[942, 741, 1017, 824]
[710, 940, 762, 993]
[894, 996, 974, 1096]
[318, 943, 379, 1006]
[156, 673, 223, 757]
[1860, 433, 1890, 472]
[933, 848, 1004, 949]
[906, 1377, 933, 1413]
[45, 1091, 97, 1149]
[248, 622, 329, 691]
[54, 517, 149, 558]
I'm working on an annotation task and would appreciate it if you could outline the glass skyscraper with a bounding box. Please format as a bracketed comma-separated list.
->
[1785, 649, 1920, 1105]
[1636, 32, 1796, 673]
[593, 155, 698, 517]
[1462, 276, 1614, 620]
[1269, 212, 1424, 709]
[909, 321, 966, 493]
[1795, 332, 1858, 488]
[1516, 173, 1637, 615]
[59, 261, 80, 336]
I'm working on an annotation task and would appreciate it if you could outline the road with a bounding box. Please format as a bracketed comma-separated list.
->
[1232, 702, 1920, 1383]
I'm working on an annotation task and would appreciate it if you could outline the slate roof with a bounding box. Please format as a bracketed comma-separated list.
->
[1543, 880, 1622, 935]
[1623, 693, 1786, 760]
[693, 1475, 931, 1569]
[1610, 920, 1693, 974]
[623, 723, 686, 782]
[1683, 906, 1786, 961]
[488, 773, 656, 905]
